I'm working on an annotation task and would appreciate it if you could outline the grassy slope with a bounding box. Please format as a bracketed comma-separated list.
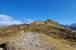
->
[0, 19, 76, 50]
[26, 24, 76, 42]
[25, 20, 76, 50]
[0, 24, 27, 44]
[39, 33, 76, 50]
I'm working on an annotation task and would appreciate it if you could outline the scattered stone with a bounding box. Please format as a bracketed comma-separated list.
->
[6, 32, 52, 50]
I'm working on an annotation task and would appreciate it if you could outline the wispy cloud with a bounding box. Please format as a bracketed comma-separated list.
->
[25, 18, 34, 24]
[0, 15, 22, 25]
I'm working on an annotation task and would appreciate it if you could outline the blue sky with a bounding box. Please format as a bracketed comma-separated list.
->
[0, 0, 76, 25]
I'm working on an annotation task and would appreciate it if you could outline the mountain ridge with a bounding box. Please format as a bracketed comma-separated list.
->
[0, 19, 76, 50]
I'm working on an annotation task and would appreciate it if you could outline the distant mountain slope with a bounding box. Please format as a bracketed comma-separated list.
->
[71, 23, 76, 26]
[61, 23, 76, 30]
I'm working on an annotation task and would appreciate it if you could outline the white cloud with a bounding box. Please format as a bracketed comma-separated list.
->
[0, 15, 22, 25]
[25, 18, 34, 24]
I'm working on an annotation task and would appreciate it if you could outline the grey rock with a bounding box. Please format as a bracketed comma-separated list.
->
[6, 32, 53, 50]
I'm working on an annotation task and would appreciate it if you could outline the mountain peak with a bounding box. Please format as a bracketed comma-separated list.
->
[31, 21, 45, 25]
[45, 19, 58, 26]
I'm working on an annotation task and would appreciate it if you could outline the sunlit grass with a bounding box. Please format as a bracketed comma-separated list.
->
[39, 33, 76, 50]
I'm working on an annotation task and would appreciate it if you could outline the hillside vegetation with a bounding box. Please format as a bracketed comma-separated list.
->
[26, 19, 76, 42]
[0, 24, 27, 44]
[0, 19, 76, 50]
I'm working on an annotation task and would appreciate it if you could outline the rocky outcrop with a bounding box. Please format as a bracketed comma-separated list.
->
[6, 32, 52, 50]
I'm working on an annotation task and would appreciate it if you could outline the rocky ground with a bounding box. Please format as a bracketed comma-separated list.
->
[6, 32, 53, 50]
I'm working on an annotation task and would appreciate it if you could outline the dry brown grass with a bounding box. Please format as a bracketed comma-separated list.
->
[39, 33, 76, 50]
[0, 24, 27, 44]
[0, 32, 24, 44]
